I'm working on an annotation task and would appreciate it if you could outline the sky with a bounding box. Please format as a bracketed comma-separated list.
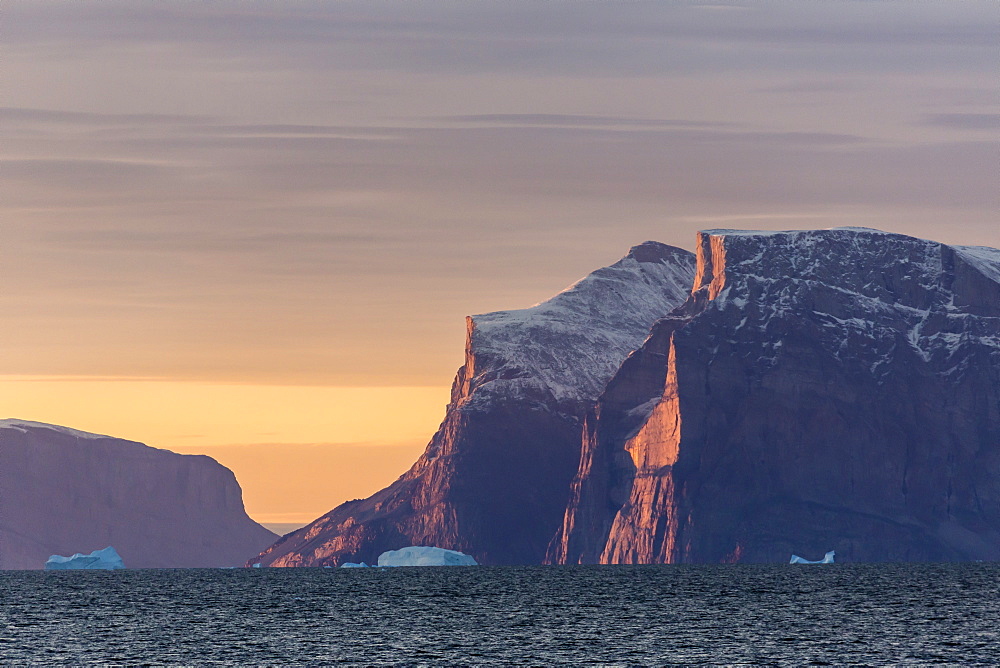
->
[3, 0, 997, 528]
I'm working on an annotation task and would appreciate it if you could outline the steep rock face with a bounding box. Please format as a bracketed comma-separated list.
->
[252, 242, 696, 566]
[0, 420, 277, 569]
[550, 228, 1000, 564]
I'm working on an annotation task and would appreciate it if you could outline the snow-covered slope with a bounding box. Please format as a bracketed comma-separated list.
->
[0, 419, 112, 441]
[463, 241, 696, 410]
[955, 245, 1000, 285]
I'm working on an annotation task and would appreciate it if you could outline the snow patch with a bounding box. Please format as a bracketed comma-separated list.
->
[955, 245, 1000, 285]
[0, 419, 111, 440]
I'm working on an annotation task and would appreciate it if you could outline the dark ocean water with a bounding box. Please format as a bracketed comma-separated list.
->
[0, 563, 997, 665]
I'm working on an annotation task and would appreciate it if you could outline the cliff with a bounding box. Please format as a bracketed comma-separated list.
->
[0, 420, 277, 569]
[251, 242, 696, 566]
[549, 228, 1000, 564]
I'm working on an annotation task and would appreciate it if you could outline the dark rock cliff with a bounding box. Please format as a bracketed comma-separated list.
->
[549, 228, 1000, 564]
[251, 242, 696, 566]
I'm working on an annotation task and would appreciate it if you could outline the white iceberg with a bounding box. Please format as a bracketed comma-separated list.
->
[790, 550, 835, 564]
[377, 546, 478, 567]
[340, 561, 369, 568]
[45, 546, 125, 570]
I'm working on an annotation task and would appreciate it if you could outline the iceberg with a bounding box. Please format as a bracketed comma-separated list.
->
[45, 546, 125, 570]
[340, 562, 369, 568]
[790, 550, 835, 564]
[376, 546, 478, 567]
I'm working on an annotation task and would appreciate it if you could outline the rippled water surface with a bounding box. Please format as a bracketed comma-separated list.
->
[1, 563, 997, 665]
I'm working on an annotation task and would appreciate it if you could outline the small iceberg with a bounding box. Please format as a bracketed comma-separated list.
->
[340, 561, 369, 568]
[377, 546, 478, 567]
[790, 550, 835, 564]
[45, 546, 125, 570]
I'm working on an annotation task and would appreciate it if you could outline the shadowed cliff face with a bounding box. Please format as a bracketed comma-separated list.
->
[550, 228, 1000, 564]
[251, 242, 697, 566]
[0, 421, 277, 569]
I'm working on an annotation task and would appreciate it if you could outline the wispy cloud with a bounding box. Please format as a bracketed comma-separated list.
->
[47, 229, 379, 254]
[0, 106, 215, 125]
[436, 114, 736, 129]
[759, 81, 869, 95]
[923, 113, 1000, 131]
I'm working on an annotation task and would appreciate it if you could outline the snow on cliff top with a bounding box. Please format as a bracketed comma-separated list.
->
[465, 242, 696, 406]
[699, 227, 1000, 288]
[701, 226, 888, 237]
[0, 419, 112, 440]
[689, 227, 1000, 370]
[702, 226, 903, 237]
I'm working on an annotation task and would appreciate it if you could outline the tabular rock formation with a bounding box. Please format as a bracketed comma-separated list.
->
[252, 242, 696, 567]
[0, 420, 277, 569]
[550, 228, 1000, 564]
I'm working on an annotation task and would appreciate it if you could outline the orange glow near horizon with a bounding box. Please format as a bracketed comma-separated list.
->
[0, 376, 450, 526]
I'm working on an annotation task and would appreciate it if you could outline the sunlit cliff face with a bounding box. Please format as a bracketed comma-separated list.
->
[695, 233, 730, 302]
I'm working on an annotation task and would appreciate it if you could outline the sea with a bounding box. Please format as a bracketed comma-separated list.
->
[1, 563, 997, 665]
